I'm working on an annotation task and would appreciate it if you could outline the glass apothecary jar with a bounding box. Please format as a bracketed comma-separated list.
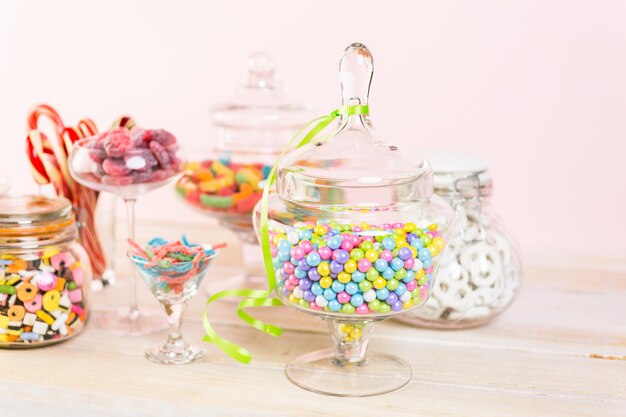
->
[397, 152, 522, 329]
[252, 43, 455, 396]
[0, 195, 90, 347]
[176, 52, 310, 293]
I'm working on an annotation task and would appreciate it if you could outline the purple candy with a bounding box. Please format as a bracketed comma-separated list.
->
[298, 259, 311, 271]
[406, 233, 417, 244]
[398, 247, 413, 261]
[391, 300, 403, 311]
[330, 260, 344, 274]
[386, 292, 399, 305]
[299, 278, 312, 291]
[308, 269, 321, 281]
[333, 249, 350, 264]
[303, 290, 316, 302]
[282, 288, 291, 297]
[280, 269, 290, 279]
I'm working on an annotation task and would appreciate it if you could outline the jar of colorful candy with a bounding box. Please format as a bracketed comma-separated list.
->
[176, 52, 310, 293]
[252, 43, 455, 397]
[0, 195, 90, 347]
[397, 152, 522, 328]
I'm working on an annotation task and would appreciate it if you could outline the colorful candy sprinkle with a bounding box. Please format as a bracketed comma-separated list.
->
[269, 221, 444, 315]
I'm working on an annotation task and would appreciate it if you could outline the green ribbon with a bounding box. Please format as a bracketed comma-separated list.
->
[202, 104, 370, 363]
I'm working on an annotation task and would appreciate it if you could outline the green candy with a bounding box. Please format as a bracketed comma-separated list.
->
[368, 299, 381, 312]
[341, 304, 355, 314]
[358, 280, 372, 292]
[386, 278, 399, 291]
[0, 285, 16, 295]
[350, 248, 364, 261]
[378, 303, 391, 314]
[394, 269, 407, 280]
[359, 241, 374, 251]
[67, 282, 78, 290]
[199, 194, 234, 209]
[365, 269, 379, 282]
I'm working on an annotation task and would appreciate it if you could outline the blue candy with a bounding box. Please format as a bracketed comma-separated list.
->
[323, 288, 337, 300]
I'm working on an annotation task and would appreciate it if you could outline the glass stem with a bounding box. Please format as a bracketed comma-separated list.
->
[163, 302, 186, 351]
[328, 320, 374, 366]
[125, 198, 140, 320]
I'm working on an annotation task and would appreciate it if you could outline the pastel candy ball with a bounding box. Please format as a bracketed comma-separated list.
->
[357, 258, 372, 272]
[318, 246, 332, 260]
[306, 252, 321, 266]
[337, 291, 350, 304]
[398, 247, 413, 261]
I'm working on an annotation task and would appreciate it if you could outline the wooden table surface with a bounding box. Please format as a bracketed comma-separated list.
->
[1, 221, 625, 417]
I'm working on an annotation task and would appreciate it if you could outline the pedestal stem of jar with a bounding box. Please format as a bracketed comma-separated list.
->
[124, 198, 140, 320]
[233, 229, 262, 283]
[327, 320, 374, 365]
[162, 301, 186, 351]
[95, 192, 117, 285]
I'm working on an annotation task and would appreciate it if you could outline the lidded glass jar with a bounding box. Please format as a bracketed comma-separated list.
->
[176, 52, 310, 292]
[252, 43, 455, 397]
[0, 195, 90, 347]
[398, 152, 522, 328]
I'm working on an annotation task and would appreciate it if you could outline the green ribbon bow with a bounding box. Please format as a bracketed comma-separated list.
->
[202, 104, 370, 363]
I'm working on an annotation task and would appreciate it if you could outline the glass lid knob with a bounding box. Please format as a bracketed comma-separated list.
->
[246, 52, 276, 89]
[339, 43, 373, 107]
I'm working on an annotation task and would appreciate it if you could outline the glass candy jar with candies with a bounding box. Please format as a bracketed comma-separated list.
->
[0, 195, 90, 347]
[397, 152, 522, 328]
[176, 52, 310, 293]
[253, 43, 455, 396]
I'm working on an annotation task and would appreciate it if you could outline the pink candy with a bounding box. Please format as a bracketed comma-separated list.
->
[357, 258, 371, 272]
[405, 280, 418, 291]
[379, 250, 394, 262]
[299, 240, 313, 253]
[356, 304, 371, 314]
[404, 258, 415, 269]
[337, 291, 350, 304]
[318, 246, 332, 260]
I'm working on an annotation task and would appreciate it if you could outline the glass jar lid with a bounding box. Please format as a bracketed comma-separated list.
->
[0, 195, 75, 236]
[426, 151, 492, 198]
[276, 43, 433, 210]
[211, 52, 311, 154]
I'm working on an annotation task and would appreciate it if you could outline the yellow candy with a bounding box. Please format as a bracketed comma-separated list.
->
[404, 222, 417, 233]
[43, 247, 60, 259]
[403, 300, 414, 309]
[184, 161, 201, 171]
[211, 160, 234, 176]
[314, 226, 327, 236]
[0, 334, 7, 342]
[0, 315, 8, 329]
[416, 269, 425, 278]
[319, 276, 332, 289]
[337, 272, 351, 284]
[344, 259, 357, 273]
[373, 277, 387, 290]
[317, 262, 331, 277]
[42, 290, 60, 312]
[349, 327, 362, 339]
[427, 244, 439, 257]
[36, 310, 55, 325]
[344, 336, 354, 343]
[288, 294, 298, 304]
[339, 324, 352, 334]
[393, 227, 404, 236]
[410, 246, 418, 258]
[432, 237, 445, 251]
[428, 224, 438, 231]
[365, 249, 378, 262]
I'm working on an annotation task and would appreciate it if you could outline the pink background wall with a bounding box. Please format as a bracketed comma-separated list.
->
[1, 1, 625, 261]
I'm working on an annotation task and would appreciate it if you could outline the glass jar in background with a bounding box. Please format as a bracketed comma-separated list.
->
[0, 176, 9, 194]
[397, 152, 522, 329]
[0, 195, 90, 347]
[176, 52, 311, 293]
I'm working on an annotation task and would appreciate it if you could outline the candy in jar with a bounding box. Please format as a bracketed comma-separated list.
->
[176, 52, 311, 293]
[0, 195, 90, 347]
[397, 152, 522, 328]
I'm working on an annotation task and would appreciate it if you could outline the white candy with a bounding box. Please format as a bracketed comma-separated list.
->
[32, 321, 48, 335]
[315, 295, 328, 307]
[23, 313, 36, 326]
[400, 292, 412, 302]
[363, 289, 377, 302]
[409, 202, 522, 325]
[292, 287, 303, 299]
[287, 232, 300, 245]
